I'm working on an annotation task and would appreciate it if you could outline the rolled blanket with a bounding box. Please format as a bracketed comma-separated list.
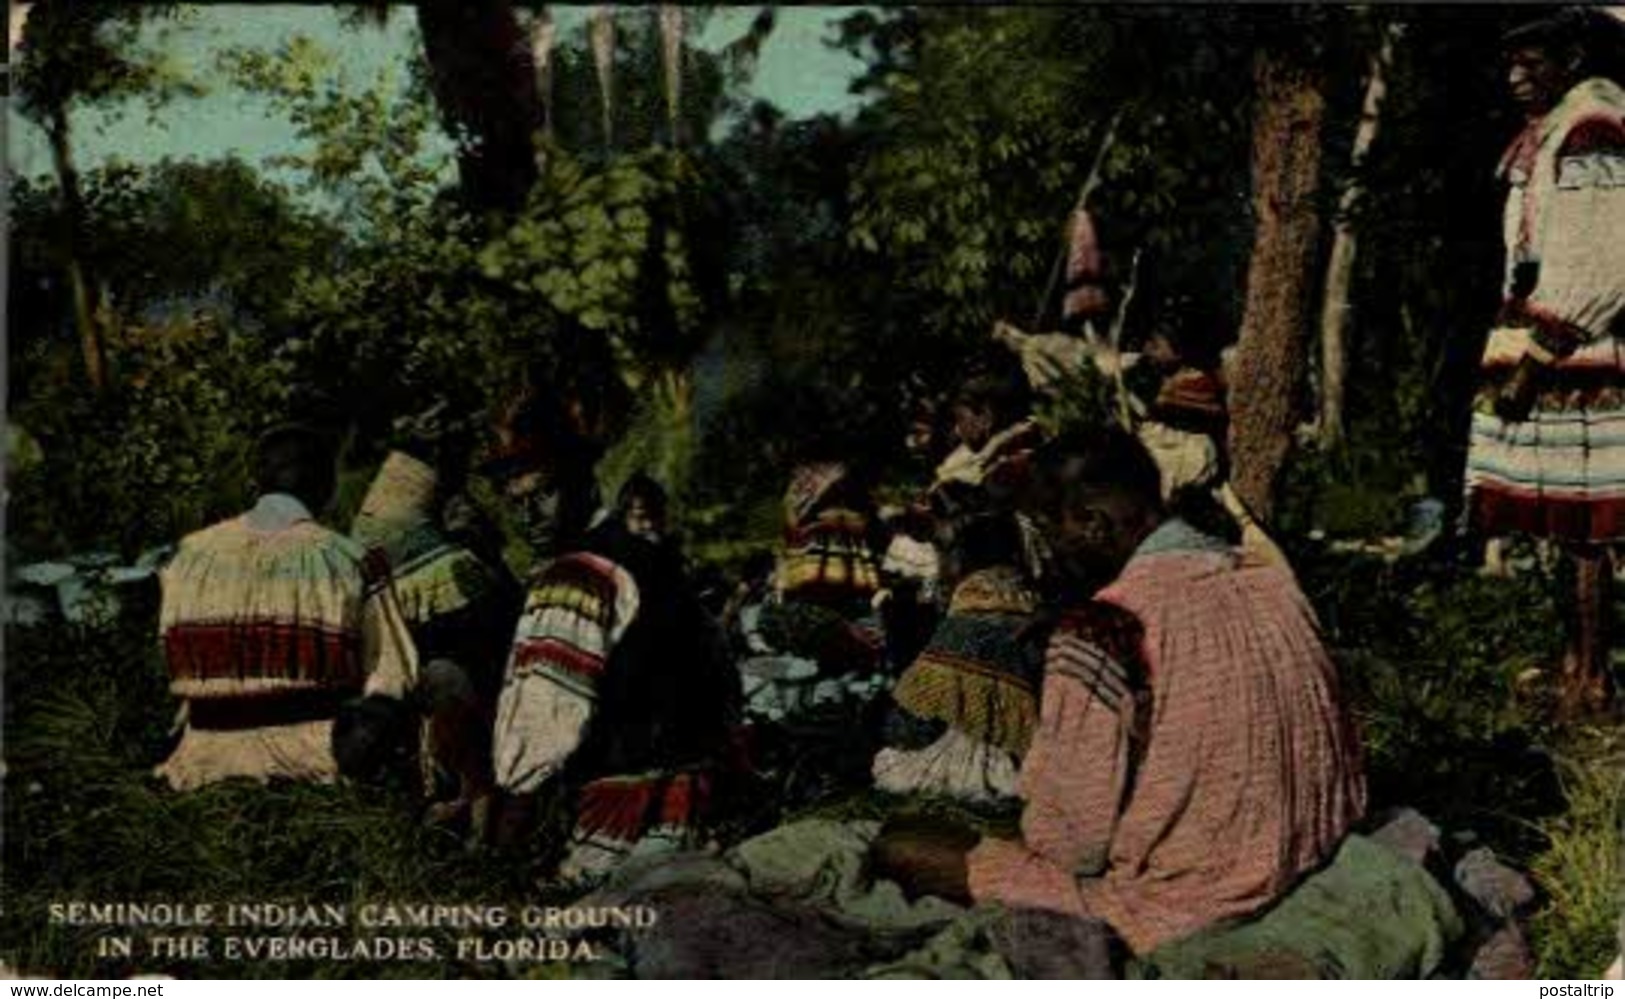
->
[1129, 834, 1463, 980]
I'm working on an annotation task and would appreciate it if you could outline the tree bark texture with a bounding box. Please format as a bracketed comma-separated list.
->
[45, 105, 107, 393]
[415, 0, 542, 215]
[1318, 23, 1401, 448]
[1228, 50, 1328, 522]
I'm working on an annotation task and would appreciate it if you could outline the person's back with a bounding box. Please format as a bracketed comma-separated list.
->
[919, 428, 1364, 958]
[873, 496, 1043, 806]
[158, 426, 417, 790]
[1079, 522, 1365, 952]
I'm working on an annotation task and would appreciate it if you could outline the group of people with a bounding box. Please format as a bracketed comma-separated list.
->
[150, 324, 1369, 968]
[145, 8, 1625, 974]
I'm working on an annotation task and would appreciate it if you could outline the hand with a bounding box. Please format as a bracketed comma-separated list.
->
[870, 816, 980, 903]
[1494, 355, 1544, 424]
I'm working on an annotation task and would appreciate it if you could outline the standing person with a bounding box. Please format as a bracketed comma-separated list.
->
[871, 427, 1365, 958]
[157, 424, 419, 790]
[1463, 9, 1625, 716]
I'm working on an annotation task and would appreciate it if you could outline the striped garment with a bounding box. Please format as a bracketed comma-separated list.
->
[888, 567, 1042, 756]
[492, 552, 638, 794]
[777, 461, 883, 609]
[559, 771, 712, 880]
[157, 493, 419, 790]
[351, 451, 502, 627]
[491, 547, 720, 880]
[1466, 77, 1625, 542]
[967, 520, 1366, 956]
[777, 508, 882, 608]
[874, 567, 1046, 805]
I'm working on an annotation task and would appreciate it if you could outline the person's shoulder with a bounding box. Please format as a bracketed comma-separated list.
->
[292, 524, 395, 591]
[1055, 600, 1145, 664]
[1557, 79, 1625, 155]
[175, 514, 242, 548]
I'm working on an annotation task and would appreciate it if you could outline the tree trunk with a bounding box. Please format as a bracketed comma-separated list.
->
[45, 105, 107, 393]
[529, 7, 557, 148]
[659, 6, 685, 147]
[1318, 22, 1401, 448]
[590, 7, 617, 153]
[415, 0, 542, 215]
[1227, 49, 1328, 523]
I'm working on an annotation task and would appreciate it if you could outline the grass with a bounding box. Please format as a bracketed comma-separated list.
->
[1526, 729, 1624, 979]
[3, 546, 1622, 978]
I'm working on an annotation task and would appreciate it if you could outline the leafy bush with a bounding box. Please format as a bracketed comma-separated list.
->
[1299, 552, 1567, 854]
[9, 314, 293, 558]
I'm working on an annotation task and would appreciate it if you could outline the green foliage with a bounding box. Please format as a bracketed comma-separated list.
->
[10, 162, 338, 334]
[219, 33, 449, 222]
[9, 313, 293, 558]
[843, 7, 1255, 351]
[545, 8, 734, 155]
[1300, 554, 1566, 854]
[278, 145, 722, 459]
[1030, 356, 1119, 439]
[14, 4, 203, 128]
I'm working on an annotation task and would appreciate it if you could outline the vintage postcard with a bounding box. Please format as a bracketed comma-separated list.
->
[3, 1, 1622, 980]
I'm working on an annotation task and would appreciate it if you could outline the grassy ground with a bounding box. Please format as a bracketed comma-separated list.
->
[3, 546, 1620, 978]
[1526, 727, 1623, 978]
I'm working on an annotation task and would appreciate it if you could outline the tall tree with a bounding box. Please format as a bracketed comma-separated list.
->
[1318, 19, 1404, 448]
[1227, 25, 1333, 522]
[13, 3, 194, 392]
[414, 0, 543, 215]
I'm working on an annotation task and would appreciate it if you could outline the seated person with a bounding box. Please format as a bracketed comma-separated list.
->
[351, 410, 522, 824]
[756, 459, 887, 678]
[872, 484, 1043, 806]
[491, 506, 740, 881]
[616, 472, 668, 544]
[872, 427, 1365, 958]
[157, 424, 418, 790]
[479, 386, 604, 565]
[932, 358, 1044, 497]
[933, 358, 1049, 586]
[995, 311, 1287, 568]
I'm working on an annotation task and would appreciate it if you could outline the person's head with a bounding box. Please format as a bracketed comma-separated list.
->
[618, 472, 669, 542]
[255, 423, 338, 513]
[1024, 426, 1165, 598]
[1501, 9, 1616, 116]
[1143, 331, 1183, 373]
[952, 357, 1032, 451]
[1143, 290, 1227, 374]
[931, 484, 1027, 588]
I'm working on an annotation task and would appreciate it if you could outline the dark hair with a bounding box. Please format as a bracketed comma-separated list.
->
[950, 512, 1026, 576]
[256, 423, 337, 510]
[618, 472, 669, 520]
[930, 479, 1025, 576]
[1029, 425, 1164, 516]
[956, 351, 1032, 427]
[1503, 8, 1625, 85]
